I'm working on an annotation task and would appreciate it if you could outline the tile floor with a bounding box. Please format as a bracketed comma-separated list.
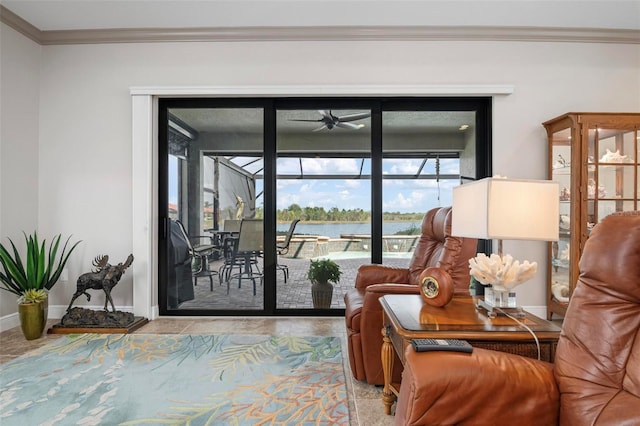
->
[0, 317, 396, 426]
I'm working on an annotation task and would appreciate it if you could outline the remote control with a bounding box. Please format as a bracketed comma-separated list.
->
[411, 338, 473, 353]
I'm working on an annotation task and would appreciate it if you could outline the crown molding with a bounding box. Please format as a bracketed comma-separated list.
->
[39, 26, 640, 46]
[0, 4, 42, 44]
[2, 6, 639, 46]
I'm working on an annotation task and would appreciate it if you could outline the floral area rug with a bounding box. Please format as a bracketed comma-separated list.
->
[0, 334, 349, 425]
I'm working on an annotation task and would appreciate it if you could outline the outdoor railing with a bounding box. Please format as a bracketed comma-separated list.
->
[277, 234, 418, 259]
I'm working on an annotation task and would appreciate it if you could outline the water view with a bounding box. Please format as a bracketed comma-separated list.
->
[277, 221, 422, 238]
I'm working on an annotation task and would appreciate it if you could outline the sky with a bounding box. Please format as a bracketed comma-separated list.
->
[274, 157, 459, 213]
[170, 156, 460, 214]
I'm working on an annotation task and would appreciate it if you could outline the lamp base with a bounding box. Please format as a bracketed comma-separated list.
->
[476, 299, 525, 318]
[476, 288, 525, 318]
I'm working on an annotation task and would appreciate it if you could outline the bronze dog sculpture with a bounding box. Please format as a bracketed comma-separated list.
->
[66, 254, 134, 313]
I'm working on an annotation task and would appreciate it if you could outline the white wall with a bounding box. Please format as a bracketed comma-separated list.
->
[2, 24, 640, 322]
[0, 24, 41, 322]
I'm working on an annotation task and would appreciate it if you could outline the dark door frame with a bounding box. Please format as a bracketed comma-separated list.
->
[158, 96, 492, 316]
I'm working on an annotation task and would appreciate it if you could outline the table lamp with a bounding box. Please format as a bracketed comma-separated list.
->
[452, 177, 559, 317]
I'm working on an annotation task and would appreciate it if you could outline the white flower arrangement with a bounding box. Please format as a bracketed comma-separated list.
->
[468, 253, 538, 292]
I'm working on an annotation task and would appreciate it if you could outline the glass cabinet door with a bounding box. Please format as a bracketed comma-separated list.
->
[549, 125, 573, 318]
[588, 126, 638, 225]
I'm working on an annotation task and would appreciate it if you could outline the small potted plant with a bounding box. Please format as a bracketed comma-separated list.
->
[0, 231, 80, 339]
[307, 258, 341, 309]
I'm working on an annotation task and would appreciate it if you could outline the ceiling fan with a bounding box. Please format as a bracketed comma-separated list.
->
[290, 110, 371, 132]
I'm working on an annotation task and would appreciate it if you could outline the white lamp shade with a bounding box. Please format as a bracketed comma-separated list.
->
[452, 178, 559, 241]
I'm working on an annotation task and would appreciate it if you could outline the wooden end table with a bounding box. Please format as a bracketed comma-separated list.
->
[379, 294, 562, 415]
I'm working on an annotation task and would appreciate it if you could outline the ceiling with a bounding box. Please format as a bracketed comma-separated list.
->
[2, 0, 639, 32]
[169, 108, 475, 154]
[170, 109, 474, 135]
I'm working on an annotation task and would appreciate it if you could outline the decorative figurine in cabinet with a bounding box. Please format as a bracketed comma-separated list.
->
[543, 113, 639, 320]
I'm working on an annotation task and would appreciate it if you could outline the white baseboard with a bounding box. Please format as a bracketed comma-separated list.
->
[0, 304, 134, 333]
[0, 313, 20, 332]
[150, 305, 160, 320]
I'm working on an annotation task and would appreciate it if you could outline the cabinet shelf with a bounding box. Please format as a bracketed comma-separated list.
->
[544, 112, 640, 321]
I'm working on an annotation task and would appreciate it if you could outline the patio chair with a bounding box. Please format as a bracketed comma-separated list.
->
[276, 219, 300, 283]
[216, 219, 242, 281]
[175, 220, 221, 291]
[226, 219, 264, 295]
[223, 219, 241, 233]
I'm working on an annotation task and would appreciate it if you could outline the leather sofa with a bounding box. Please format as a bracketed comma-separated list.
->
[344, 206, 478, 385]
[395, 211, 640, 425]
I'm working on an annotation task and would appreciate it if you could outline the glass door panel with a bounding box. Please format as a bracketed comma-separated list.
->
[381, 111, 472, 264]
[275, 109, 372, 310]
[165, 107, 264, 312]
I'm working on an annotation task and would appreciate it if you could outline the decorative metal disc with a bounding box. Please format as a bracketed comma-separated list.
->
[421, 276, 440, 299]
[419, 267, 454, 307]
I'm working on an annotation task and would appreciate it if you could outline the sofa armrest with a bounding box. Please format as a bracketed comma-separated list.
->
[365, 283, 420, 297]
[353, 283, 420, 384]
[355, 264, 410, 289]
[396, 347, 559, 425]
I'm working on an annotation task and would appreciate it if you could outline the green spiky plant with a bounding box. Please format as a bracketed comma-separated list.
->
[0, 232, 81, 302]
[307, 259, 342, 285]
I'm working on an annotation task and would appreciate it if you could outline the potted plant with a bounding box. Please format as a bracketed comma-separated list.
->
[307, 258, 341, 309]
[0, 232, 80, 340]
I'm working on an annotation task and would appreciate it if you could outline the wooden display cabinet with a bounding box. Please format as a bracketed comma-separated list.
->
[543, 113, 640, 320]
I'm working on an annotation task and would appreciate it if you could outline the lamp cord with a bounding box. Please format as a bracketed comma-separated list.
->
[495, 308, 541, 361]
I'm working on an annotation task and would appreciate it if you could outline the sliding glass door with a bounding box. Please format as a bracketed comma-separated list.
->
[160, 104, 265, 313]
[158, 98, 490, 316]
[276, 108, 373, 310]
[382, 110, 476, 263]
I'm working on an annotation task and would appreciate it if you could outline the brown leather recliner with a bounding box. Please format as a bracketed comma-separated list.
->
[395, 211, 640, 425]
[344, 206, 478, 385]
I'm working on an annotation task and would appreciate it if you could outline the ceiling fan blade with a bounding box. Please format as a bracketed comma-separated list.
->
[290, 110, 369, 131]
[336, 122, 365, 130]
[338, 112, 371, 122]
